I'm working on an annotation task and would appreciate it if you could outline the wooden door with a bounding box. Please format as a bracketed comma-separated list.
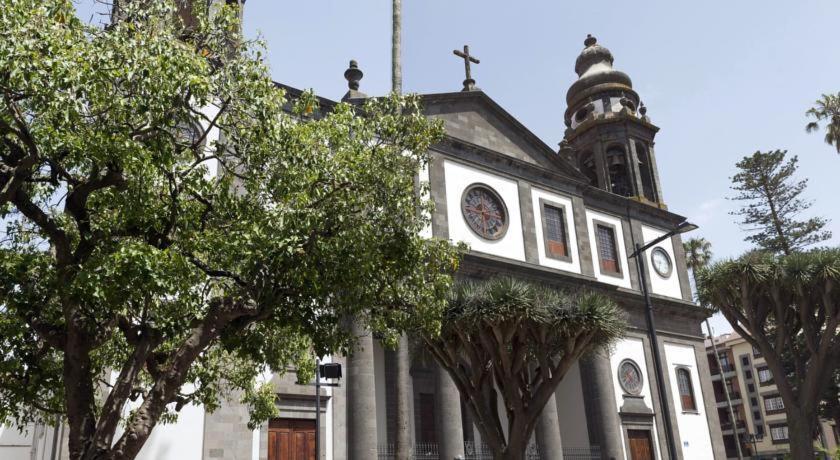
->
[268, 419, 316, 460]
[627, 429, 654, 460]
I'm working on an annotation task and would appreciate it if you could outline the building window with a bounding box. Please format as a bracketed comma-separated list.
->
[595, 223, 621, 275]
[764, 395, 785, 412]
[747, 383, 755, 393]
[580, 153, 598, 187]
[758, 367, 773, 384]
[718, 353, 732, 371]
[606, 147, 632, 197]
[754, 410, 762, 421]
[541, 201, 571, 261]
[744, 370, 753, 379]
[750, 397, 758, 407]
[676, 368, 697, 411]
[741, 356, 750, 366]
[756, 424, 765, 436]
[634, 141, 657, 202]
[770, 425, 789, 442]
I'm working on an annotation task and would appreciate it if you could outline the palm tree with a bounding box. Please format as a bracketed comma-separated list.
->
[806, 92, 840, 154]
[683, 237, 712, 279]
[683, 238, 744, 460]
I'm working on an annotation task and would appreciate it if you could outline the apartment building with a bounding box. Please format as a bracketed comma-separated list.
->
[706, 332, 840, 459]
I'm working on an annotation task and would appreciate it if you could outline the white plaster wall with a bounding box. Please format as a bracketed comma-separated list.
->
[443, 160, 525, 261]
[0, 424, 33, 460]
[198, 103, 221, 178]
[663, 343, 714, 460]
[585, 210, 632, 289]
[609, 337, 662, 460]
[640, 226, 682, 299]
[132, 402, 204, 460]
[419, 162, 433, 239]
[531, 188, 581, 274]
[555, 362, 589, 447]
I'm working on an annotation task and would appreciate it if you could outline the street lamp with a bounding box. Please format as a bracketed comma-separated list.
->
[314, 359, 342, 460]
[629, 220, 698, 460]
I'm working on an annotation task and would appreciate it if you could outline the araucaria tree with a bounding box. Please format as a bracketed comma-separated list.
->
[698, 250, 840, 459]
[0, 2, 457, 460]
[806, 92, 840, 154]
[730, 149, 831, 255]
[422, 277, 624, 460]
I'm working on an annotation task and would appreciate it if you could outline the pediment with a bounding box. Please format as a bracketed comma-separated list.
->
[422, 92, 584, 180]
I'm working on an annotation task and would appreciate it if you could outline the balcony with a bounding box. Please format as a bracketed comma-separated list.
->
[715, 392, 742, 406]
[710, 364, 737, 380]
[720, 419, 747, 433]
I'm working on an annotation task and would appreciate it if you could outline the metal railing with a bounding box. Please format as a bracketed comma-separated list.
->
[377, 442, 601, 460]
[378, 443, 438, 460]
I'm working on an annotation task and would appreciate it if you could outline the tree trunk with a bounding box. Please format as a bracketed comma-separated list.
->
[787, 409, 817, 459]
[493, 447, 525, 460]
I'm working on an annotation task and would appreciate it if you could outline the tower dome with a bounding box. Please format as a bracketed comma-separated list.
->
[564, 35, 638, 127]
[561, 35, 664, 207]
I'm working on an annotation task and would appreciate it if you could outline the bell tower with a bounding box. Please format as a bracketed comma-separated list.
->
[563, 35, 665, 208]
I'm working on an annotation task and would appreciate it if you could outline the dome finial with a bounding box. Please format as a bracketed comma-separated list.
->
[344, 60, 363, 91]
[584, 34, 597, 47]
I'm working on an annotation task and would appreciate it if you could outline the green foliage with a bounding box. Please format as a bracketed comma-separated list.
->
[806, 92, 840, 154]
[0, 0, 459, 458]
[730, 150, 831, 255]
[440, 278, 624, 355]
[697, 249, 840, 457]
[683, 237, 712, 273]
[423, 277, 624, 459]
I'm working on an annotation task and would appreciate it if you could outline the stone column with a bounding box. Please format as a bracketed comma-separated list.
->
[535, 393, 564, 460]
[579, 351, 623, 460]
[394, 334, 414, 460]
[347, 321, 379, 460]
[435, 363, 465, 460]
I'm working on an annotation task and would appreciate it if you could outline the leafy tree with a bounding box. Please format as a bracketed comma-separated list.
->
[421, 277, 624, 460]
[0, 2, 457, 460]
[730, 150, 831, 255]
[806, 92, 840, 154]
[698, 249, 840, 459]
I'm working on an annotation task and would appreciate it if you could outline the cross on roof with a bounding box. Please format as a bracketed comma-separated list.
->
[453, 45, 480, 91]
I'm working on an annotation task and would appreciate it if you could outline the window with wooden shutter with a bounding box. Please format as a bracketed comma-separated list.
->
[596, 224, 620, 274]
[543, 204, 568, 259]
[677, 368, 697, 411]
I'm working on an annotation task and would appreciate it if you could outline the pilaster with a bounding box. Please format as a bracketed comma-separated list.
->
[579, 350, 623, 460]
[347, 321, 379, 460]
[535, 393, 564, 460]
[435, 363, 465, 459]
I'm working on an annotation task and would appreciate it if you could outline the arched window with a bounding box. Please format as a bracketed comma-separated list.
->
[580, 152, 598, 186]
[634, 141, 657, 202]
[677, 368, 697, 411]
[606, 147, 631, 197]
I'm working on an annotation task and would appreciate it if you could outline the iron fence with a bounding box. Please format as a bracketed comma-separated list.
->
[378, 442, 600, 459]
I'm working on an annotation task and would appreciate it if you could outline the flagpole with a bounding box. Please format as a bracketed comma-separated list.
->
[392, 0, 402, 94]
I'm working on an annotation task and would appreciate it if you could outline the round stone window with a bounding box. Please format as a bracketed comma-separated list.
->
[461, 183, 508, 241]
[618, 359, 644, 395]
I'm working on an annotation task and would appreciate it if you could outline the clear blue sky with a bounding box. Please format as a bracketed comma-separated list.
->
[76, 0, 840, 333]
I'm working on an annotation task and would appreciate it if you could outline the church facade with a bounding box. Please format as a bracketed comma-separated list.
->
[0, 31, 725, 460]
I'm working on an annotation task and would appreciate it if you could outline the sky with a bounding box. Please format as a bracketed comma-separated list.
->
[75, 0, 840, 334]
